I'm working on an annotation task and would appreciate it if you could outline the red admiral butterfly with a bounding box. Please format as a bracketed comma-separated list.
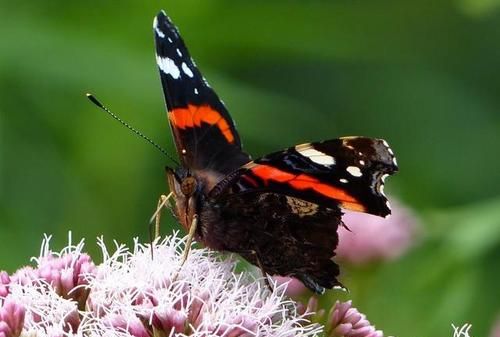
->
[153, 10, 398, 294]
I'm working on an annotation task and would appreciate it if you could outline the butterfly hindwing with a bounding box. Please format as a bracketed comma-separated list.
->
[153, 11, 250, 174]
[207, 191, 343, 293]
[213, 137, 398, 217]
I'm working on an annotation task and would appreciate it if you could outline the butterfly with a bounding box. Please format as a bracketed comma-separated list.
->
[153, 10, 398, 294]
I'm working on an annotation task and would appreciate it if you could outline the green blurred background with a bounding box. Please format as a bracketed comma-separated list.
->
[1, 0, 499, 336]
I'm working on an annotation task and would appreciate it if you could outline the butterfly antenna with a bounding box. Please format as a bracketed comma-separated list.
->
[86, 93, 179, 166]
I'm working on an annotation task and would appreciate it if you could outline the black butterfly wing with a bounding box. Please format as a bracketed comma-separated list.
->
[212, 136, 398, 217]
[153, 11, 250, 174]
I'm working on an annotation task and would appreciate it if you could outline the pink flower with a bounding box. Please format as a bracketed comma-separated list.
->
[0, 272, 10, 298]
[0, 299, 25, 337]
[336, 199, 420, 264]
[103, 313, 151, 337]
[8, 277, 81, 336]
[150, 307, 186, 335]
[273, 276, 307, 297]
[2, 235, 95, 337]
[36, 252, 95, 306]
[11, 236, 96, 308]
[297, 298, 385, 337]
[297, 296, 323, 319]
[325, 300, 383, 337]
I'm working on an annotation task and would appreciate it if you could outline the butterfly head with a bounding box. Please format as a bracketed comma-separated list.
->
[166, 167, 200, 231]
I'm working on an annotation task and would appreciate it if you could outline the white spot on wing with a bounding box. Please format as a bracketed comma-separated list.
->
[156, 55, 180, 79]
[339, 178, 348, 183]
[382, 139, 395, 156]
[153, 17, 165, 38]
[181, 62, 194, 78]
[176, 48, 182, 57]
[295, 146, 335, 166]
[194, 88, 199, 95]
[156, 28, 165, 38]
[168, 37, 173, 43]
[381, 173, 388, 183]
[379, 183, 385, 196]
[359, 160, 365, 166]
[346, 166, 362, 177]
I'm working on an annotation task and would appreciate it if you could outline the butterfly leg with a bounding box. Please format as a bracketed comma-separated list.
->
[180, 214, 198, 266]
[149, 192, 174, 260]
[171, 214, 198, 283]
[149, 192, 174, 239]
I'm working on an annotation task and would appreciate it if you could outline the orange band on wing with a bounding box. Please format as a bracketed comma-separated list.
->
[251, 164, 365, 212]
[169, 104, 235, 143]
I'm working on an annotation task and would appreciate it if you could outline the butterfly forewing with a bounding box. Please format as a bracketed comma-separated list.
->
[153, 11, 250, 174]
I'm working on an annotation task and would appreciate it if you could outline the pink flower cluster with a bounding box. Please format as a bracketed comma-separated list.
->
[12, 253, 95, 308]
[0, 236, 96, 337]
[325, 301, 383, 337]
[81, 235, 321, 337]
[298, 297, 384, 337]
[336, 200, 420, 264]
[1, 231, 417, 337]
[1, 235, 326, 337]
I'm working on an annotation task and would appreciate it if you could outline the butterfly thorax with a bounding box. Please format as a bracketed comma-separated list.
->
[166, 166, 259, 252]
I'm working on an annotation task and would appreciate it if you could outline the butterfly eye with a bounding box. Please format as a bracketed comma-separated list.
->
[181, 176, 197, 197]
